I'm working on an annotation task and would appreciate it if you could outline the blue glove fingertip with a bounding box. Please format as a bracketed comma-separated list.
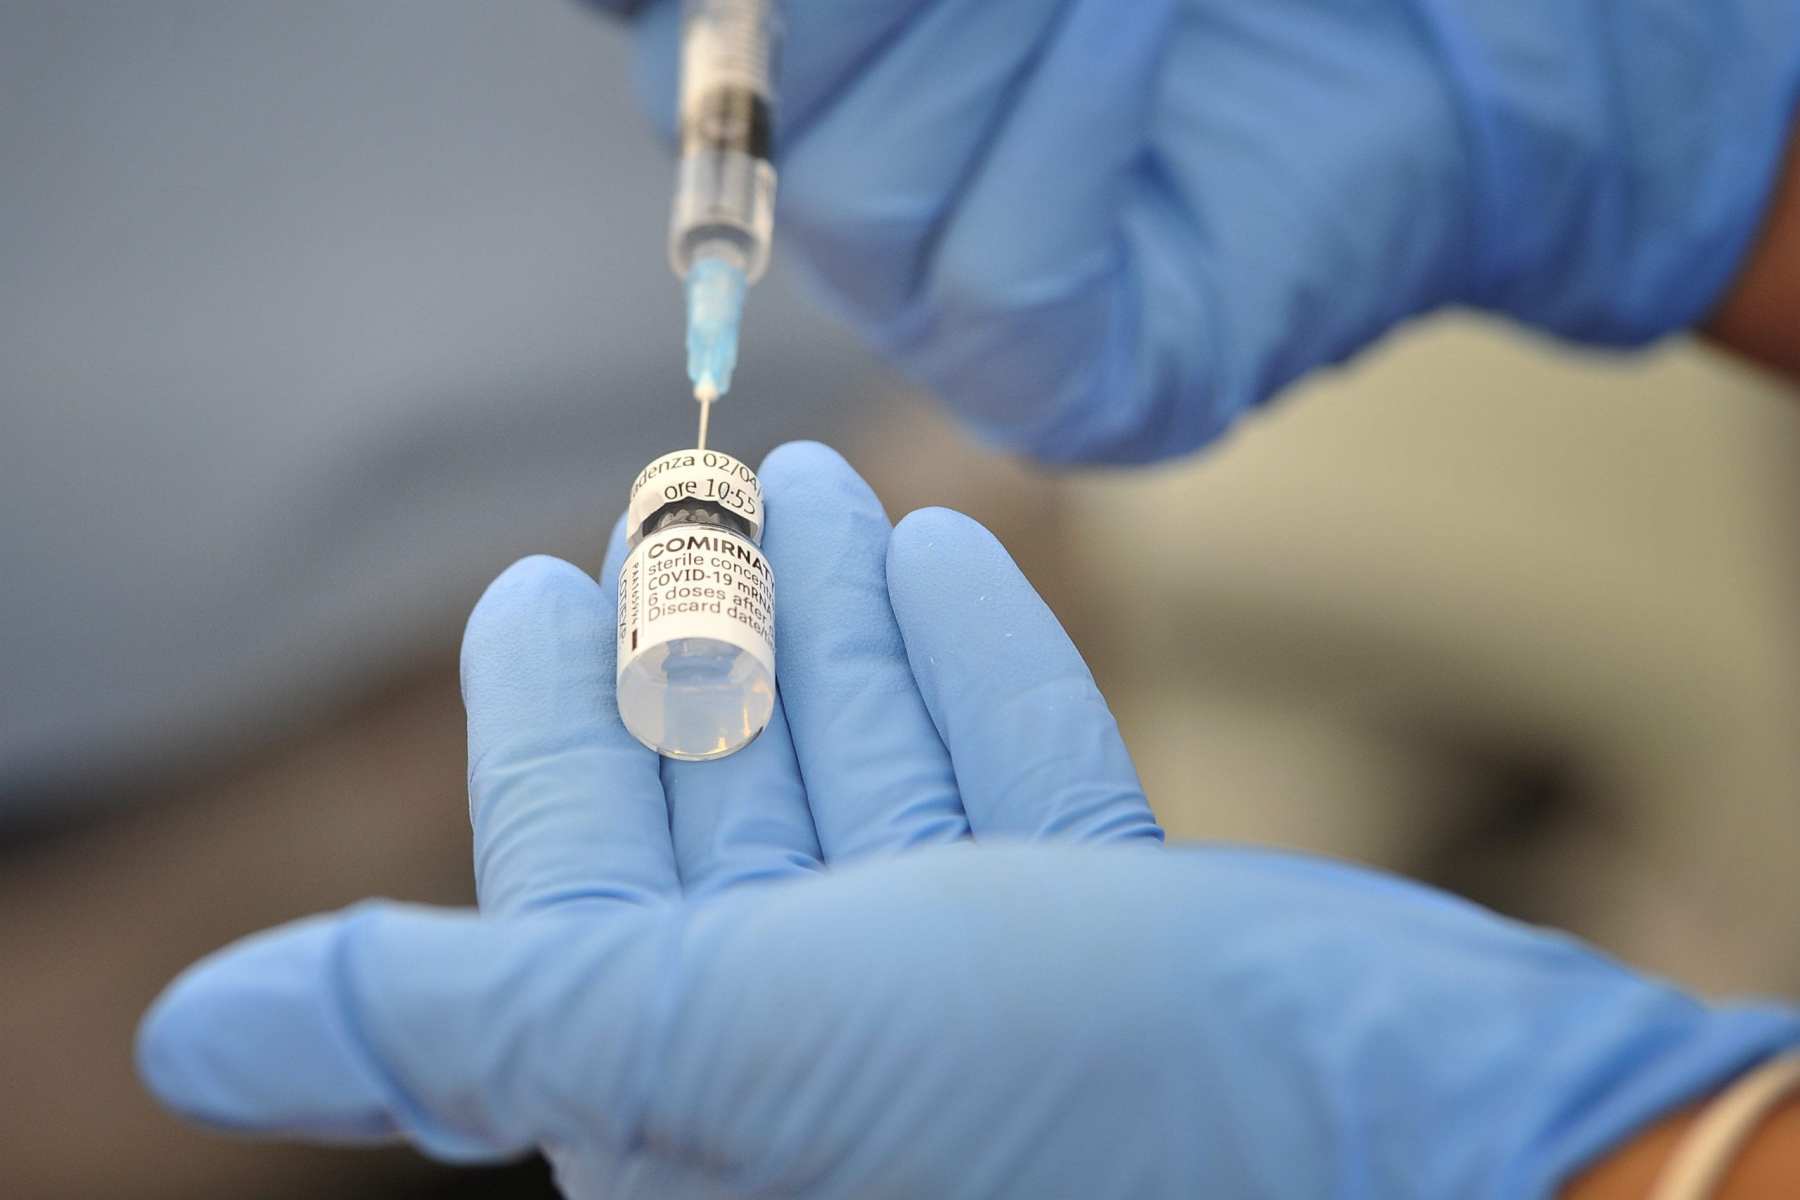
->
[887, 506, 1160, 844]
[137, 913, 397, 1141]
[461, 555, 605, 692]
[461, 553, 625, 754]
[756, 440, 875, 504]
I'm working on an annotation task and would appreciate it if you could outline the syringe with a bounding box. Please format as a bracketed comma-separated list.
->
[669, 0, 779, 444]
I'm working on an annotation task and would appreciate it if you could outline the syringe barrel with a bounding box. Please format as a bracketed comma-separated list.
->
[668, 0, 779, 282]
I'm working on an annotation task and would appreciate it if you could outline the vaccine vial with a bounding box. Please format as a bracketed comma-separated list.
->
[615, 449, 775, 760]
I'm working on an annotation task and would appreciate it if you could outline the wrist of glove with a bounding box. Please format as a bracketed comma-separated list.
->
[1426, 0, 1800, 344]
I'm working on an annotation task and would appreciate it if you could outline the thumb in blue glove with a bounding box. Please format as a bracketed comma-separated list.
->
[138, 444, 1800, 1197]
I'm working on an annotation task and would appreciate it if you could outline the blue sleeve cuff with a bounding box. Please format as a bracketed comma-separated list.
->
[1426, 0, 1800, 345]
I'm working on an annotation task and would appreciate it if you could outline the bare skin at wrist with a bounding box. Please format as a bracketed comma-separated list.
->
[1564, 1099, 1800, 1199]
[1706, 118, 1800, 379]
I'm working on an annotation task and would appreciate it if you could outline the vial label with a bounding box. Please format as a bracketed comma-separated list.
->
[617, 524, 774, 678]
[628, 450, 763, 541]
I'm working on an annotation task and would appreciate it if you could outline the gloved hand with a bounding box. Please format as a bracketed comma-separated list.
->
[630, 1, 1800, 463]
[139, 443, 1799, 1197]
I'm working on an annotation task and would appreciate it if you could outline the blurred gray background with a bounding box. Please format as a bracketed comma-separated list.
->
[2, 3, 1796, 1198]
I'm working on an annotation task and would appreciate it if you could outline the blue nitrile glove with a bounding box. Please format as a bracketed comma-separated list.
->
[629, 2, 1800, 462]
[139, 443, 1799, 1197]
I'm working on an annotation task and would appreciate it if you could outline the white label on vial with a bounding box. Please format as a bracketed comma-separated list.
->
[627, 450, 763, 542]
[617, 525, 774, 679]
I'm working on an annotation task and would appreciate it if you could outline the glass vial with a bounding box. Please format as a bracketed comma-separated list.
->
[616, 449, 774, 760]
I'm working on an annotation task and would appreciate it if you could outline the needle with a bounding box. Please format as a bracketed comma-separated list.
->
[695, 381, 716, 451]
